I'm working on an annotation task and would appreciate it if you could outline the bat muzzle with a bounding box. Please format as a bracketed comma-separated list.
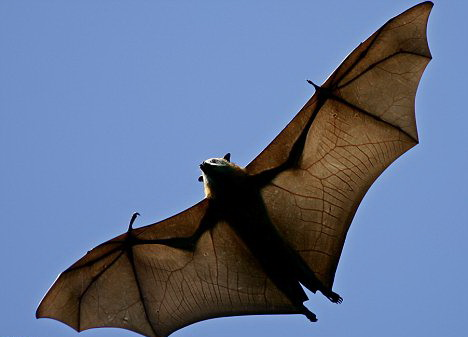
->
[199, 162, 209, 172]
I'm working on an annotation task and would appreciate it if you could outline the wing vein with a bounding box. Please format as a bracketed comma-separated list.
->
[329, 95, 417, 142]
[337, 50, 430, 89]
[127, 247, 159, 337]
[77, 250, 125, 331]
[330, 27, 384, 87]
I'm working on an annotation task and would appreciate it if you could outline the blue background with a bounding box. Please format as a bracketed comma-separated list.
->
[1, 1, 466, 336]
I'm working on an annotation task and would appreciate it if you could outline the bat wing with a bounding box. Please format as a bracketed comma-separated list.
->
[247, 2, 432, 288]
[36, 199, 299, 337]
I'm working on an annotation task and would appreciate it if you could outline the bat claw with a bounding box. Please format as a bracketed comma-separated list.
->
[128, 212, 140, 231]
[326, 291, 343, 304]
[306, 79, 320, 91]
[322, 290, 343, 304]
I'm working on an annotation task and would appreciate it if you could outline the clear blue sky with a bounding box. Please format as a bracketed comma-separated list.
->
[1, 1, 466, 336]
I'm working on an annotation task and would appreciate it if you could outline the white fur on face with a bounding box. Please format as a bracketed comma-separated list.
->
[205, 158, 229, 167]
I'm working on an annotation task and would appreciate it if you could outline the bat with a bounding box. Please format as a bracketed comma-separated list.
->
[36, 2, 432, 337]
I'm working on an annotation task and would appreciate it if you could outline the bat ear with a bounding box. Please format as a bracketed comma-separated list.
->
[223, 153, 231, 162]
[198, 175, 204, 182]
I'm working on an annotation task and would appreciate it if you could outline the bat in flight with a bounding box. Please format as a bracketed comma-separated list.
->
[36, 2, 432, 337]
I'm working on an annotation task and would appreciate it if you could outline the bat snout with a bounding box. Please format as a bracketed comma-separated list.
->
[200, 162, 208, 172]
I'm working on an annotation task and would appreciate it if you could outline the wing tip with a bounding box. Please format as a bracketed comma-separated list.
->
[421, 1, 434, 8]
[389, 1, 433, 26]
[36, 295, 82, 332]
[409, 1, 434, 12]
[36, 313, 82, 334]
[35, 307, 43, 320]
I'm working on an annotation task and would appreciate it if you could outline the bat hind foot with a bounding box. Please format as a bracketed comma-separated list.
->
[324, 290, 343, 304]
[301, 306, 317, 322]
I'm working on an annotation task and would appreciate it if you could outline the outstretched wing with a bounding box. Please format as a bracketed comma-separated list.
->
[36, 199, 298, 337]
[247, 2, 432, 288]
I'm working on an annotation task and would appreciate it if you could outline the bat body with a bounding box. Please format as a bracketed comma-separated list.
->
[199, 157, 342, 321]
[37, 2, 432, 337]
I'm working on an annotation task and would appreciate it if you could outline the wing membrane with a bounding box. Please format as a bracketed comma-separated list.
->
[37, 200, 297, 337]
[249, 2, 432, 287]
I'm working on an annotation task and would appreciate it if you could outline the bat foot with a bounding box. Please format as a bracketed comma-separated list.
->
[301, 306, 318, 322]
[325, 291, 343, 304]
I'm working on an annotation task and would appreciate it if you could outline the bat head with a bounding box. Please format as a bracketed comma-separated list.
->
[199, 156, 246, 199]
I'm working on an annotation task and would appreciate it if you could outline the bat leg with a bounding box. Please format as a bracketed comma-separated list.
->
[288, 249, 343, 304]
[301, 276, 343, 304]
[300, 304, 318, 322]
